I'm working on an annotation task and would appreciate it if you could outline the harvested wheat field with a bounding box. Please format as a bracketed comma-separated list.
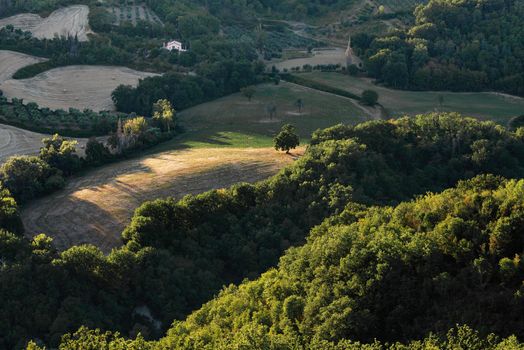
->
[0, 124, 48, 163]
[0, 124, 89, 163]
[0, 50, 47, 82]
[0, 65, 158, 112]
[0, 5, 92, 41]
[21, 147, 303, 252]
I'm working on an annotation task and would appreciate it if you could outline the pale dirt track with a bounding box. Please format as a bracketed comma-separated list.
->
[0, 123, 90, 163]
[0, 50, 47, 83]
[0, 65, 158, 112]
[21, 147, 303, 253]
[0, 5, 92, 41]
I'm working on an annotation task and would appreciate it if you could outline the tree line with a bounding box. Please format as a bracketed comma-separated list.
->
[112, 60, 264, 116]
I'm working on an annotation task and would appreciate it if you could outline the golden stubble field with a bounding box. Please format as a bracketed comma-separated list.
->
[21, 147, 303, 253]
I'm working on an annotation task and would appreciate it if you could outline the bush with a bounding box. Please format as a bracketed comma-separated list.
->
[361, 89, 379, 105]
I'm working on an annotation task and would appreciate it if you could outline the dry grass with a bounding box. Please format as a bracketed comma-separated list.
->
[21, 147, 303, 252]
[0, 124, 49, 163]
[0, 124, 91, 163]
[0, 65, 158, 112]
[0, 5, 92, 41]
[0, 50, 47, 83]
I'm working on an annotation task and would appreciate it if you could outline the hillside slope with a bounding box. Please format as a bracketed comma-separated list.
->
[359, 0, 524, 95]
[37, 177, 524, 349]
[159, 174, 524, 348]
[4, 113, 524, 348]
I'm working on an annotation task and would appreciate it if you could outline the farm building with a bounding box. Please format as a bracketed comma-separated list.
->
[163, 40, 186, 52]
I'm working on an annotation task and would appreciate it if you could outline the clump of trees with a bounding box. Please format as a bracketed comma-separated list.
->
[112, 60, 264, 116]
[0, 184, 22, 234]
[152, 99, 175, 132]
[361, 89, 378, 105]
[356, 0, 524, 96]
[0, 154, 64, 202]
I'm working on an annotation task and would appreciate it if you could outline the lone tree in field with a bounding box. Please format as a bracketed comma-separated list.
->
[153, 99, 175, 132]
[361, 89, 379, 106]
[274, 124, 300, 154]
[294, 98, 304, 113]
[241, 86, 256, 101]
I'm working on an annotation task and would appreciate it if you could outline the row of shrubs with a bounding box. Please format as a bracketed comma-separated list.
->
[0, 94, 124, 137]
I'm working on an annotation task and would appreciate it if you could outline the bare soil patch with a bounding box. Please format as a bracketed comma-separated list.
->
[0, 65, 158, 112]
[21, 147, 303, 252]
[0, 5, 92, 41]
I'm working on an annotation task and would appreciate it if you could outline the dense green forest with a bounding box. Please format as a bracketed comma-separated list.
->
[47, 174, 524, 349]
[356, 0, 524, 96]
[3, 114, 524, 348]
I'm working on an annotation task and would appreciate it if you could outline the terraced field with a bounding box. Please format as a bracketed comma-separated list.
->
[0, 5, 92, 41]
[21, 147, 302, 252]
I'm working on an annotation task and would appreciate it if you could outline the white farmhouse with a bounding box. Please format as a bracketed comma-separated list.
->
[163, 40, 187, 52]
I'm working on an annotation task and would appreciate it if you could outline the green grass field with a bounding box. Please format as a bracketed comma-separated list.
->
[154, 82, 369, 150]
[299, 72, 524, 124]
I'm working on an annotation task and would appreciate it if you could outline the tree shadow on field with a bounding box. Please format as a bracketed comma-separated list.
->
[22, 195, 125, 253]
[21, 160, 283, 254]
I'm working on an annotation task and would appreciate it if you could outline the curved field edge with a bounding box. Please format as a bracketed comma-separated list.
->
[21, 147, 303, 252]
